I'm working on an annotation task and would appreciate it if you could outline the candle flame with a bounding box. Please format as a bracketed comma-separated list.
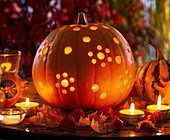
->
[130, 103, 135, 115]
[26, 98, 29, 107]
[157, 95, 161, 110]
[10, 111, 12, 115]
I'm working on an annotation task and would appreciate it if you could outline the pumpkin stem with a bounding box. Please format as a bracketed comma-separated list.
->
[77, 12, 88, 25]
[146, 39, 165, 60]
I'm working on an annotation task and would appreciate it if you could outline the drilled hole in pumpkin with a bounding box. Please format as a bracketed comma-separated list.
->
[38, 55, 41, 60]
[48, 42, 53, 47]
[123, 79, 128, 86]
[61, 79, 69, 87]
[116, 85, 120, 89]
[102, 25, 110, 29]
[38, 81, 43, 88]
[38, 48, 42, 53]
[100, 92, 107, 99]
[101, 62, 106, 68]
[127, 47, 131, 53]
[97, 45, 102, 50]
[107, 57, 112, 62]
[91, 58, 97, 64]
[91, 84, 99, 92]
[119, 75, 123, 80]
[70, 24, 76, 27]
[44, 42, 48, 46]
[55, 83, 60, 88]
[70, 86, 75, 92]
[42, 56, 46, 61]
[81, 24, 88, 27]
[97, 52, 105, 60]
[42, 47, 48, 54]
[56, 74, 60, 79]
[83, 36, 91, 43]
[62, 72, 68, 78]
[115, 56, 121, 64]
[125, 70, 128, 75]
[48, 49, 52, 55]
[60, 25, 67, 30]
[105, 48, 110, 53]
[121, 89, 124, 93]
[88, 51, 93, 57]
[73, 27, 80, 31]
[129, 74, 132, 78]
[69, 77, 75, 83]
[62, 89, 67, 94]
[113, 37, 120, 44]
[90, 26, 98, 30]
[64, 46, 72, 55]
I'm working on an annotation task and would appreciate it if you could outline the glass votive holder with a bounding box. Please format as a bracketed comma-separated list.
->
[0, 108, 26, 125]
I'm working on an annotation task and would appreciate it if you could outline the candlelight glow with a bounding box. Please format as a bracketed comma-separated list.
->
[0, 62, 12, 73]
[26, 98, 29, 107]
[157, 95, 161, 110]
[130, 103, 135, 115]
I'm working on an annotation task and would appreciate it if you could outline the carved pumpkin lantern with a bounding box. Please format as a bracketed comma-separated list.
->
[32, 13, 136, 110]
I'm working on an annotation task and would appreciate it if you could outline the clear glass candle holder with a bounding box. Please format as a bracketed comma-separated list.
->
[0, 50, 21, 74]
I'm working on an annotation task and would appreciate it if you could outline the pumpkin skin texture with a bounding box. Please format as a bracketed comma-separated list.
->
[32, 13, 136, 110]
[135, 39, 170, 103]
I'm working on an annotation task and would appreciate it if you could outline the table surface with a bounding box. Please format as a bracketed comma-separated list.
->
[0, 78, 170, 139]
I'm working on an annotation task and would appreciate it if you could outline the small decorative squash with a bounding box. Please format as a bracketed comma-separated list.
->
[135, 39, 170, 103]
[32, 12, 136, 110]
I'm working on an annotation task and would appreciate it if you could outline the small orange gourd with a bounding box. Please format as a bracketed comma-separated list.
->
[135, 39, 170, 103]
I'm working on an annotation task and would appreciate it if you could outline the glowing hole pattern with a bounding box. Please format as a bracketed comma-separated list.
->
[55, 72, 75, 94]
[97, 52, 105, 60]
[64, 46, 72, 55]
[37, 41, 53, 61]
[42, 47, 48, 54]
[73, 27, 80, 31]
[87, 45, 113, 67]
[61, 79, 69, 87]
[91, 84, 99, 92]
[113, 37, 120, 44]
[37, 26, 133, 100]
[90, 26, 98, 30]
[48, 42, 53, 47]
[102, 25, 110, 29]
[88, 51, 93, 57]
[83, 36, 91, 43]
[100, 92, 107, 99]
[97, 45, 102, 50]
[38, 81, 43, 88]
[115, 56, 121, 64]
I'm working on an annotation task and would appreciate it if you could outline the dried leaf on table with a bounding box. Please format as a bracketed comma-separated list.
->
[135, 120, 158, 132]
[76, 116, 91, 127]
[91, 118, 107, 134]
[29, 110, 63, 128]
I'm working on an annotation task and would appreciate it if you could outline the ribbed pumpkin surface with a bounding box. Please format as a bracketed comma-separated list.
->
[32, 13, 136, 110]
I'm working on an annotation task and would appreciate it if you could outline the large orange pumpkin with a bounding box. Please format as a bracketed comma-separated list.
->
[32, 13, 136, 110]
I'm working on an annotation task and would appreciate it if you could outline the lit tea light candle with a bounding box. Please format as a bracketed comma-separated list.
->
[146, 95, 170, 119]
[15, 98, 39, 117]
[0, 108, 26, 125]
[119, 103, 145, 125]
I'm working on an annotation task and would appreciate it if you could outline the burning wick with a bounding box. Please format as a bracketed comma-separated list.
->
[130, 103, 135, 115]
[26, 98, 29, 107]
[157, 95, 161, 110]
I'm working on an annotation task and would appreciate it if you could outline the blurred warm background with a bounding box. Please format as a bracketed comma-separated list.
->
[0, 0, 170, 77]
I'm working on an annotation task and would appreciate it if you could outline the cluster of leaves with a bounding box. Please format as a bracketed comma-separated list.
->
[0, 0, 147, 77]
